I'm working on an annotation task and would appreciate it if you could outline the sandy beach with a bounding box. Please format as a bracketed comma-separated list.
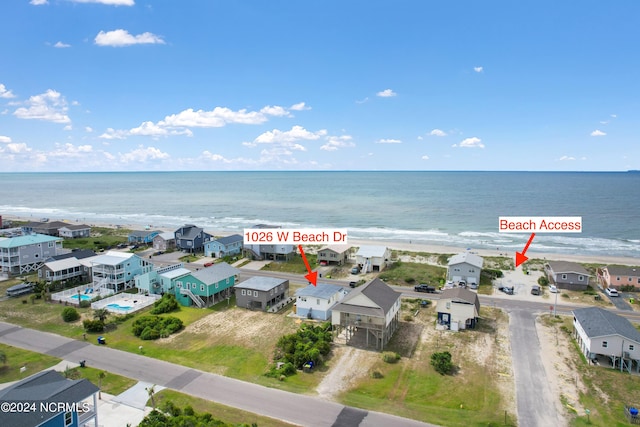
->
[3, 214, 639, 267]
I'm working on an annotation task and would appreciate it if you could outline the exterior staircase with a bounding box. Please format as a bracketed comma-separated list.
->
[180, 287, 205, 308]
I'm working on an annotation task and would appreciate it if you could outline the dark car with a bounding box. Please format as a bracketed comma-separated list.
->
[349, 281, 357, 288]
[414, 284, 436, 293]
[499, 285, 514, 295]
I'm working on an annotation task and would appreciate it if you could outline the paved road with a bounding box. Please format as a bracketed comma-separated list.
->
[0, 322, 435, 427]
[508, 310, 562, 427]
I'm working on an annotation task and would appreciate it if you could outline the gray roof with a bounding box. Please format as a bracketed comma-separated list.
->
[48, 249, 96, 261]
[319, 245, 351, 254]
[59, 224, 91, 231]
[439, 287, 481, 314]
[606, 265, 640, 277]
[176, 224, 205, 240]
[214, 234, 243, 245]
[295, 283, 348, 299]
[156, 232, 175, 241]
[573, 307, 640, 342]
[333, 278, 400, 318]
[235, 276, 287, 291]
[129, 230, 160, 238]
[356, 245, 389, 258]
[191, 262, 239, 284]
[0, 370, 98, 427]
[546, 261, 591, 276]
[448, 252, 484, 269]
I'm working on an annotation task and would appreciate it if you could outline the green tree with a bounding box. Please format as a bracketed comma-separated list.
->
[93, 308, 110, 323]
[430, 351, 454, 375]
[62, 307, 80, 322]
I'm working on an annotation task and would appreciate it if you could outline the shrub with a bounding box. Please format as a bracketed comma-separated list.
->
[403, 315, 414, 322]
[538, 276, 549, 286]
[61, 307, 80, 322]
[83, 319, 105, 333]
[132, 315, 183, 340]
[266, 322, 333, 377]
[382, 352, 401, 363]
[151, 294, 179, 314]
[404, 277, 415, 284]
[431, 351, 453, 375]
[78, 300, 91, 308]
[371, 370, 384, 379]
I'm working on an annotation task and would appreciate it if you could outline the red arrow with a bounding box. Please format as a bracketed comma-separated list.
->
[298, 245, 318, 286]
[515, 232, 536, 267]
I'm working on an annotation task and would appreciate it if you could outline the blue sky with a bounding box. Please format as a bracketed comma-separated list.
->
[1, 1, 638, 172]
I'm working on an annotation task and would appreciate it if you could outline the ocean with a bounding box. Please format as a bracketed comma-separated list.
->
[1, 171, 639, 258]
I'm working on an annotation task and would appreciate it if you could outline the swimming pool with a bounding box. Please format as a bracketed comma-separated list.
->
[70, 294, 91, 301]
[106, 303, 133, 311]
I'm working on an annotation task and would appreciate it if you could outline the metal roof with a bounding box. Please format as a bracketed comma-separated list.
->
[573, 307, 640, 342]
[448, 252, 484, 269]
[295, 283, 348, 299]
[235, 276, 287, 291]
[213, 234, 243, 245]
[160, 267, 192, 279]
[90, 250, 135, 266]
[355, 245, 388, 258]
[44, 257, 82, 271]
[0, 233, 62, 248]
[191, 262, 239, 284]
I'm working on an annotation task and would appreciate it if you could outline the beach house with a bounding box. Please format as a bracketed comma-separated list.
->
[90, 251, 153, 292]
[446, 252, 484, 285]
[174, 262, 239, 307]
[573, 307, 640, 372]
[175, 224, 211, 253]
[331, 278, 401, 350]
[128, 230, 161, 245]
[204, 234, 243, 258]
[152, 232, 176, 252]
[436, 287, 480, 331]
[295, 282, 350, 320]
[58, 224, 91, 238]
[0, 370, 99, 427]
[234, 276, 290, 311]
[545, 261, 592, 291]
[38, 250, 97, 285]
[317, 245, 351, 266]
[0, 233, 63, 275]
[355, 245, 391, 273]
[21, 220, 69, 237]
[135, 264, 189, 296]
[597, 266, 640, 291]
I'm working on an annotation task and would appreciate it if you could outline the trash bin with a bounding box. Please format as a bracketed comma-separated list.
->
[79, 360, 86, 368]
[97, 336, 106, 345]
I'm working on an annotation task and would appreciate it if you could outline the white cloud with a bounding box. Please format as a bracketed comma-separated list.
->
[2, 142, 31, 154]
[376, 89, 397, 97]
[54, 41, 71, 48]
[129, 121, 193, 138]
[30, 0, 48, 4]
[95, 29, 164, 47]
[590, 129, 606, 137]
[253, 125, 326, 148]
[119, 145, 169, 163]
[558, 155, 576, 161]
[71, 0, 134, 5]
[474, 66, 484, 73]
[13, 89, 70, 123]
[161, 106, 274, 128]
[99, 128, 127, 140]
[0, 84, 15, 99]
[49, 143, 93, 158]
[202, 151, 231, 163]
[429, 129, 447, 137]
[421, 155, 430, 160]
[611, 114, 617, 118]
[320, 135, 355, 151]
[376, 138, 402, 144]
[355, 97, 369, 104]
[260, 105, 291, 117]
[289, 102, 310, 111]
[0, 135, 11, 143]
[63, 125, 72, 131]
[85, 126, 93, 133]
[457, 137, 485, 148]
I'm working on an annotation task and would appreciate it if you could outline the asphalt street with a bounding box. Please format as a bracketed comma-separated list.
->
[0, 322, 435, 427]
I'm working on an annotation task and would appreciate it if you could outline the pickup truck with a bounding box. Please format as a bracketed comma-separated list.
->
[414, 284, 436, 293]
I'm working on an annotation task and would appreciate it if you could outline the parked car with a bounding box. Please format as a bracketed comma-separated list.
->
[414, 284, 436, 293]
[350, 266, 360, 274]
[349, 281, 357, 288]
[531, 285, 541, 295]
[458, 280, 467, 288]
[605, 287, 619, 297]
[499, 285, 514, 295]
[469, 282, 478, 290]
[319, 260, 328, 266]
[204, 262, 214, 267]
[549, 284, 558, 293]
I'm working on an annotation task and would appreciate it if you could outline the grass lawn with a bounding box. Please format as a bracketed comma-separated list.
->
[378, 261, 446, 287]
[153, 389, 298, 427]
[0, 343, 61, 382]
[261, 253, 317, 274]
[339, 307, 516, 427]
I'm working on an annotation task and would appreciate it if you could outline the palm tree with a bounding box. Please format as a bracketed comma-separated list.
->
[145, 384, 157, 411]
[0, 350, 7, 367]
[93, 308, 109, 323]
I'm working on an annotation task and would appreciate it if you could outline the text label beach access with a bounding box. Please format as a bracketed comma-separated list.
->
[498, 216, 582, 233]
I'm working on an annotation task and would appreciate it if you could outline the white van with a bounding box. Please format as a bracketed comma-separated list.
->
[605, 287, 619, 297]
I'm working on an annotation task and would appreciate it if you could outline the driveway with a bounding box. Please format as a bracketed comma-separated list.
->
[606, 293, 633, 311]
[509, 310, 563, 427]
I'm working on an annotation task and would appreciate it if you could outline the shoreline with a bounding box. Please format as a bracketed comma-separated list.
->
[2, 215, 639, 267]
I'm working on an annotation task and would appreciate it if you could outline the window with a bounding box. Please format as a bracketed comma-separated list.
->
[200, 284, 205, 292]
[192, 283, 196, 289]
[177, 283, 182, 289]
[317, 299, 320, 305]
[561, 274, 567, 280]
[578, 275, 584, 281]
[630, 345, 635, 351]
[241, 289, 246, 296]
[215, 283, 218, 289]
[602, 341, 608, 348]
[64, 412, 73, 426]
[254, 291, 258, 297]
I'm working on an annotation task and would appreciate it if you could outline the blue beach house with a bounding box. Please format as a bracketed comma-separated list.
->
[295, 283, 350, 320]
[174, 224, 211, 253]
[204, 234, 243, 258]
[0, 370, 99, 427]
[174, 262, 239, 308]
[128, 230, 161, 245]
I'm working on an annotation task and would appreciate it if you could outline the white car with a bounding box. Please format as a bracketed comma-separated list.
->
[605, 287, 619, 297]
[549, 285, 558, 293]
